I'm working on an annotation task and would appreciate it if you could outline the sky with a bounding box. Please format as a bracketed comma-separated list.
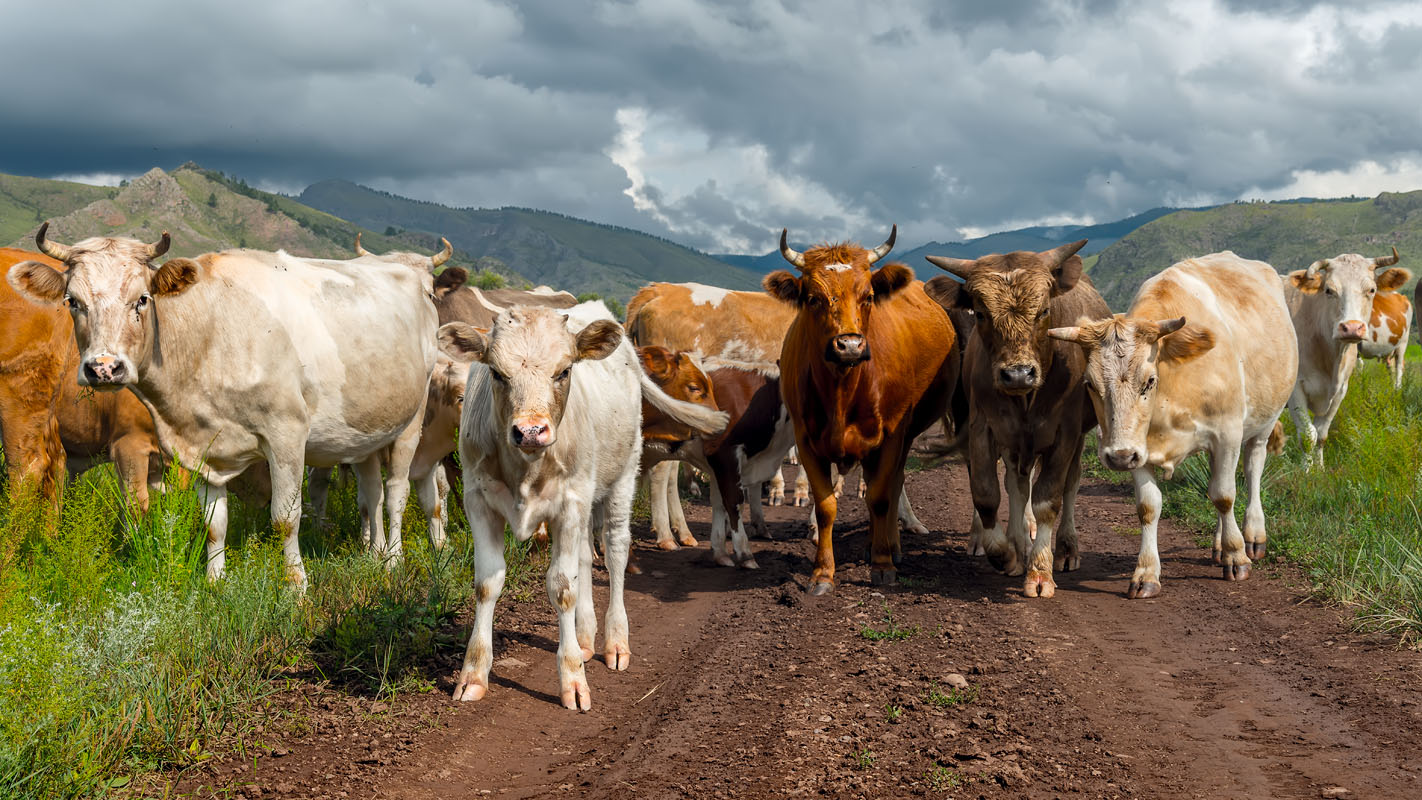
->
[4, 0, 1422, 254]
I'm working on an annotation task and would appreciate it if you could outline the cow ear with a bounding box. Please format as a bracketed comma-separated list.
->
[149, 258, 200, 297]
[763, 270, 801, 305]
[870, 262, 913, 300]
[1377, 267, 1410, 292]
[434, 267, 468, 298]
[637, 346, 676, 382]
[1288, 270, 1322, 294]
[1158, 323, 1215, 364]
[6, 260, 67, 305]
[575, 319, 623, 361]
[438, 322, 488, 363]
[1052, 255, 1084, 295]
[923, 275, 971, 311]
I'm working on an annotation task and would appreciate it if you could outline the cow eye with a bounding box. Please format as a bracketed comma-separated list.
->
[64, 294, 80, 310]
[1325, 287, 1336, 296]
[488, 369, 506, 384]
[1037, 308, 1050, 320]
[1142, 375, 1157, 394]
[135, 294, 151, 310]
[556, 367, 571, 382]
[687, 384, 702, 397]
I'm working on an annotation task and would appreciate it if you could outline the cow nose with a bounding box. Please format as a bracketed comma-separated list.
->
[1103, 447, 1144, 470]
[831, 334, 867, 362]
[998, 364, 1038, 389]
[510, 421, 552, 449]
[1336, 320, 1366, 341]
[82, 356, 127, 385]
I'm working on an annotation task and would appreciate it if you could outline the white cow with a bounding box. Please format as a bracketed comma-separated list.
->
[1050, 252, 1298, 596]
[1284, 247, 1410, 467]
[6, 225, 438, 589]
[438, 302, 727, 710]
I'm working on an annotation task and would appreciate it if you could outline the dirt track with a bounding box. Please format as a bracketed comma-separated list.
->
[178, 457, 1422, 799]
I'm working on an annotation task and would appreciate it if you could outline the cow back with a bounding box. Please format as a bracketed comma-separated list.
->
[626, 282, 796, 362]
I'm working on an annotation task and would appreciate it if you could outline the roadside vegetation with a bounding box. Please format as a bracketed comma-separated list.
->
[0, 459, 545, 799]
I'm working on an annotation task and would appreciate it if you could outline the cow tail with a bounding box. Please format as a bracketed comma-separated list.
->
[637, 370, 729, 436]
[1267, 420, 1286, 455]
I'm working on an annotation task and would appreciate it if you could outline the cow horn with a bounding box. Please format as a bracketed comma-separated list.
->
[780, 229, 806, 270]
[1305, 258, 1329, 278]
[146, 231, 171, 261]
[867, 224, 897, 264]
[432, 237, 453, 267]
[924, 254, 976, 280]
[1155, 317, 1187, 336]
[34, 222, 73, 262]
[355, 232, 372, 257]
[1374, 247, 1400, 268]
[1044, 238, 1088, 267]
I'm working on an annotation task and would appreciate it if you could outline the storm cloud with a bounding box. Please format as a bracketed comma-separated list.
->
[3, 0, 1420, 252]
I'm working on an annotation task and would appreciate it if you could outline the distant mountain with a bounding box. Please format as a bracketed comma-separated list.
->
[298, 180, 762, 299]
[1090, 193, 1422, 308]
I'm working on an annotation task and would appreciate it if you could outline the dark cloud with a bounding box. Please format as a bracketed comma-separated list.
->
[2, 0, 1421, 253]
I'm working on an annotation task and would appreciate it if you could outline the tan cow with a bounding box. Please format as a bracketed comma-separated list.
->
[1051, 252, 1297, 596]
[1357, 289, 1412, 389]
[1285, 248, 1410, 467]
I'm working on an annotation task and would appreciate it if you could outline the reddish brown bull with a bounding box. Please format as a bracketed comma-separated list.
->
[766, 226, 959, 594]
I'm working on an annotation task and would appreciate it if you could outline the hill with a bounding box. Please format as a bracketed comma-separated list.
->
[0, 164, 518, 282]
[298, 180, 763, 298]
[1090, 193, 1422, 308]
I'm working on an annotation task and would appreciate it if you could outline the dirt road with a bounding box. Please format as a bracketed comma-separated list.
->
[181, 459, 1422, 799]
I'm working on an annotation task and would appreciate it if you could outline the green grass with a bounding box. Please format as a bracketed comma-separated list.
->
[851, 748, 876, 770]
[0, 456, 542, 798]
[859, 603, 919, 641]
[925, 681, 978, 708]
[924, 764, 964, 791]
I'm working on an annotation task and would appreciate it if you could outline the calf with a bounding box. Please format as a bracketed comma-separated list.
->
[637, 346, 720, 550]
[1357, 288, 1412, 389]
[1050, 252, 1297, 596]
[926, 241, 1109, 598]
[1285, 248, 1410, 467]
[438, 303, 726, 709]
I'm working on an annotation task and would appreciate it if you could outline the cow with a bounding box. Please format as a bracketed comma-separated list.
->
[1048, 252, 1297, 596]
[1357, 287, 1412, 389]
[430, 263, 578, 329]
[6, 224, 440, 590]
[436, 302, 727, 709]
[767, 226, 958, 594]
[925, 241, 1110, 598]
[1, 246, 169, 512]
[1285, 247, 1410, 467]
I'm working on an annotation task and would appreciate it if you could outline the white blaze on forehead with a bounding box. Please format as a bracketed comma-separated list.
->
[823, 263, 853, 272]
[686, 282, 731, 307]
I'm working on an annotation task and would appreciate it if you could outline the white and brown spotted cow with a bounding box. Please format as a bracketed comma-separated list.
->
[1358, 288, 1412, 389]
[1285, 247, 1410, 467]
[1051, 252, 1297, 596]
[438, 302, 726, 710]
[6, 224, 439, 590]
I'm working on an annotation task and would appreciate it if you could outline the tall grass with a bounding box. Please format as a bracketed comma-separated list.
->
[0, 458, 545, 799]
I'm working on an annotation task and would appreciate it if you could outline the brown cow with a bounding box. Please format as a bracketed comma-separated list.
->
[767, 226, 959, 594]
[1, 247, 165, 511]
[1358, 289, 1412, 389]
[925, 241, 1110, 599]
[432, 266, 578, 328]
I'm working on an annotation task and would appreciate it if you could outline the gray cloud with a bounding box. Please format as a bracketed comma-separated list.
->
[2, 0, 1421, 253]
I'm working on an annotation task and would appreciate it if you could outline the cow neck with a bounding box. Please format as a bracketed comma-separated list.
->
[1298, 301, 1359, 386]
[805, 356, 881, 460]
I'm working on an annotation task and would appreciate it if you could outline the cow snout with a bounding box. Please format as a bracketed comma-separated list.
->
[829, 334, 868, 365]
[81, 355, 129, 388]
[1103, 447, 1144, 471]
[1335, 320, 1366, 342]
[510, 419, 553, 450]
[997, 364, 1038, 392]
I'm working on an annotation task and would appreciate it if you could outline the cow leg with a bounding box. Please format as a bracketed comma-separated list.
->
[969, 422, 1011, 572]
[1394, 343, 1406, 390]
[1128, 467, 1163, 598]
[705, 468, 736, 567]
[600, 471, 635, 670]
[110, 433, 156, 516]
[715, 462, 757, 569]
[746, 482, 769, 540]
[268, 458, 309, 591]
[1002, 458, 1032, 580]
[1054, 448, 1083, 572]
[577, 511, 598, 664]
[793, 466, 810, 507]
[548, 505, 593, 711]
[649, 461, 679, 550]
[768, 468, 786, 506]
[1241, 430, 1270, 560]
[668, 462, 697, 547]
[453, 499, 506, 703]
[0, 401, 65, 512]
[800, 448, 840, 595]
[897, 484, 929, 535]
[199, 478, 230, 581]
[1023, 441, 1079, 599]
[1209, 441, 1251, 581]
[353, 456, 386, 554]
[381, 406, 425, 564]
[415, 463, 447, 550]
[864, 450, 907, 586]
[307, 466, 333, 526]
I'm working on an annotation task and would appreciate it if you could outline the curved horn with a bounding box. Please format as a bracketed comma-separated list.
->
[1374, 246, 1400, 268]
[867, 224, 897, 264]
[34, 222, 73, 262]
[1043, 238, 1088, 267]
[354, 232, 372, 257]
[779, 229, 806, 270]
[431, 237, 453, 268]
[146, 231, 171, 261]
[924, 254, 976, 280]
[1305, 258, 1329, 278]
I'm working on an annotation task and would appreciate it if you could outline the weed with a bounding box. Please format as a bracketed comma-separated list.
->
[884, 704, 903, 722]
[896, 574, 931, 589]
[926, 681, 979, 708]
[859, 603, 919, 641]
[925, 764, 964, 791]
[852, 748, 876, 770]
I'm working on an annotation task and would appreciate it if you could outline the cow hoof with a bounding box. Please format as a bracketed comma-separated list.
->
[739, 558, 761, 570]
[870, 567, 897, 586]
[453, 680, 487, 702]
[657, 539, 679, 551]
[1126, 580, 1162, 599]
[1055, 554, 1081, 572]
[580, 646, 595, 662]
[677, 535, 698, 548]
[905, 522, 930, 535]
[891, 551, 903, 566]
[1245, 541, 1267, 559]
[1210, 546, 1222, 565]
[604, 644, 631, 671]
[1023, 571, 1056, 598]
[971, 545, 986, 557]
[625, 560, 643, 575]
[769, 493, 785, 507]
[807, 580, 834, 596]
[1223, 563, 1251, 581]
[561, 678, 592, 711]
[713, 552, 736, 567]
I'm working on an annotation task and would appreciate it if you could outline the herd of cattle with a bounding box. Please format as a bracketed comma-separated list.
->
[0, 221, 1414, 710]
